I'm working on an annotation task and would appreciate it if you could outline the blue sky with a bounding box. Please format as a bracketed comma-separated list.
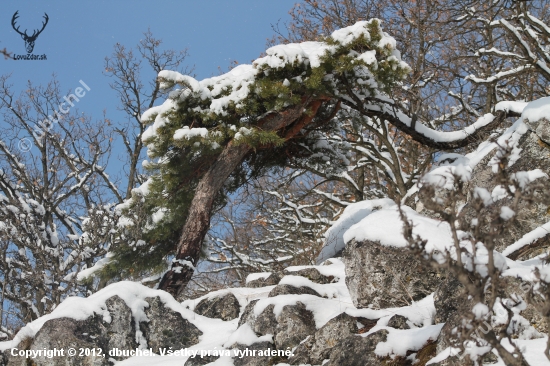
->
[1, 0, 296, 183]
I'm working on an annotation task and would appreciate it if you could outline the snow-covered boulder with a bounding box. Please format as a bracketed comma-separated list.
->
[289, 312, 358, 365]
[1, 285, 203, 366]
[342, 204, 448, 309]
[268, 284, 323, 298]
[237, 300, 277, 338]
[245, 272, 282, 288]
[325, 329, 389, 366]
[273, 302, 316, 350]
[194, 292, 241, 321]
[387, 314, 411, 330]
[283, 267, 336, 284]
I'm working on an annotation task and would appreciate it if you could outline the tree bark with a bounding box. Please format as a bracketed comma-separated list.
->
[158, 102, 313, 297]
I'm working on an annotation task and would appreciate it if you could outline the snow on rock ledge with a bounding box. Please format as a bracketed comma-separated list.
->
[317, 198, 396, 263]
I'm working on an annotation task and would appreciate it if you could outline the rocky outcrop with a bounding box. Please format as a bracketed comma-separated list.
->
[5, 107, 550, 365]
[194, 292, 241, 321]
[343, 238, 443, 309]
[239, 301, 317, 351]
[283, 267, 335, 284]
[387, 314, 410, 330]
[463, 129, 550, 255]
[238, 301, 277, 337]
[5, 296, 137, 366]
[142, 297, 202, 352]
[3, 294, 202, 366]
[326, 330, 389, 366]
[184, 354, 219, 365]
[246, 272, 282, 288]
[268, 284, 322, 298]
[273, 302, 316, 350]
[231, 341, 279, 366]
[289, 312, 358, 365]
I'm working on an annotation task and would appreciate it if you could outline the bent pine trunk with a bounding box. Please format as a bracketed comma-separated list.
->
[158, 102, 317, 297]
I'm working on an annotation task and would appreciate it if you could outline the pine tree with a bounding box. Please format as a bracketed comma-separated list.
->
[110, 20, 509, 297]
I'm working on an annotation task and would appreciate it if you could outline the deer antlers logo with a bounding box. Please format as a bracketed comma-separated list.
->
[11, 11, 49, 54]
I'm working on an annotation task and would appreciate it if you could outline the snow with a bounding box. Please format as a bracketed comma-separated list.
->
[495, 100, 528, 115]
[331, 20, 372, 45]
[346, 294, 436, 328]
[500, 206, 515, 220]
[0, 281, 202, 352]
[10, 91, 550, 364]
[357, 50, 377, 66]
[342, 204, 453, 253]
[223, 324, 272, 347]
[279, 275, 338, 298]
[474, 187, 493, 206]
[521, 96, 550, 123]
[427, 347, 461, 365]
[76, 253, 113, 281]
[489, 338, 550, 365]
[410, 110, 531, 197]
[511, 169, 548, 189]
[317, 198, 396, 263]
[255, 41, 334, 69]
[157, 70, 201, 92]
[182, 285, 274, 314]
[141, 19, 408, 151]
[173, 126, 209, 141]
[245, 272, 271, 284]
[502, 222, 550, 258]
[472, 303, 490, 319]
[374, 324, 444, 357]
[382, 108, 498, 144]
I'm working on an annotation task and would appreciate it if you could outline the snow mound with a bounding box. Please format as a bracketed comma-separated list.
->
[317, 198, 396, 263]
[521, 96, 550, 123]
[342, 203, 453, 252]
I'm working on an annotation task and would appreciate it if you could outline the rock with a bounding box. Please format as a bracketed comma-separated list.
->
[184, 354, 219, 365]
[239, 300, 316, 352]
[10, 318, 109, 366]
[103, 296, 138, 354]
[253, 305, 277, 337]
[433, 274, 475, 365]
[434, 275, 468, 325]
[274, 302, 316, 350]
[434, 275, 545, 365]
[6, 296, 137, 365]
[246, 273, 282, 288]
[268, 284, 322, 298]
[239, 301, 277, 337]
[387, 314, 410, 330]
[289, 312, 358, 365]
[238, 300, 258, 328]
[343, 238, 443, 309]
[288, 335, 315, 365]
[5, 294, 204, 365]
[534, 118, 550, 144]
[283, 268, 335, 284]
[194, 292, 241, 321]
[326, 330, 389, 366]
[142, 297, 202, 353]
[231, 341, 282, 366]
[463, 130, 550, 255]
[498, 277, 547, 336]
